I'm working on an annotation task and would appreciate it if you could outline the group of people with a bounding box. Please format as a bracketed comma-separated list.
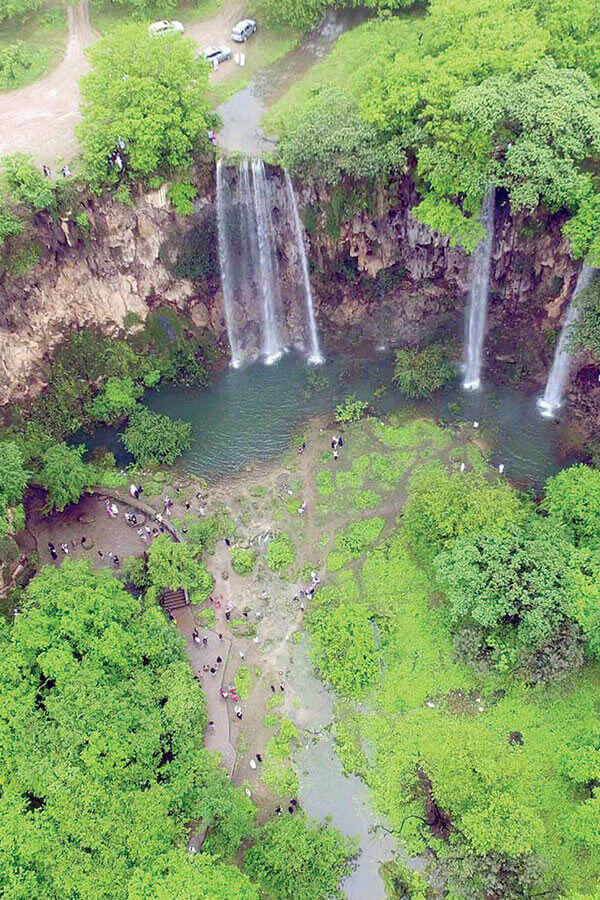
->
[42, 164, 71, 179]
[331, 434, 344, 461]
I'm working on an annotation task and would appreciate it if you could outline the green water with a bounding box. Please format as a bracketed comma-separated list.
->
[81, 351, 575, 490]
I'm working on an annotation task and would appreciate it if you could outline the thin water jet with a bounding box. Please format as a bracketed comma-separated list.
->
[284, 170, 324, 365]
[463, 186, 496, 391]
[215, 159, 243, 368]
[538, 265, 595, 417]
[251, 158, 283, 364]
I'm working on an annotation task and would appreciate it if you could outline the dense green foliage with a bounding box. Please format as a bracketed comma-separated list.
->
[0, 440, 29, 538]
[244, 813, 357, 900]
[78, 24, 216, 189]
[0, 0, 41, 23]
[146, 533, 213, 596]
[0, 42, 40, 89]
[266, 533, 295, 571]
[39, 443, 94, 512]
[270, 0, 600, 254]
[543, 464, 600, 548]
[85, 376, 142, 423]
[393, 344, 455, 398]
[335, 395, 368, 423]
[309, 595, 379, 695]
[231, 547, 257, 575]
[0, 561, 255, 896]
[121, 407, 192, 466]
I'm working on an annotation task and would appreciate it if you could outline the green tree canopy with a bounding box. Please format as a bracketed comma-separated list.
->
[78, 24, 215, 188]
[393, 344, 455, 398]
[0, 561, 255, 897]
[434, 518, 580, 668]
[120, 406, 192, 466]
[86, 375, 142, 423]
[0, 440, 30, 537]
[0, 0, 41, 24]
[542, 464, 600, 548]
[244, 813, 357, 900]
[39, 442, 93, 512]
[147, 533, 213, 597]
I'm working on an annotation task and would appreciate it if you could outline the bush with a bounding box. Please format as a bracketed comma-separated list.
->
[0, 42, 39, 90]
[335, 396, 368, 424]
[120, 406, 192, 466]
[309, 599, 379, 696]
[86, 376, 142, 423]
[266, 534, 295, 571]
[168, 181, 197, 215]
[542, 464, 600, 548]
[39, 443, 93, 512]
[146, 534, 212, 596]
[393, 344, 456, 398]
[336, 517, 385, 558]
[315, 471, 334, 496]
[231, 547, 257, 575]
[244, 813, 357, 900]
[234, 665, 253, 700]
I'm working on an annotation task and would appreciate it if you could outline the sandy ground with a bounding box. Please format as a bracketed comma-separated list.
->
[0, 0, 246, 166]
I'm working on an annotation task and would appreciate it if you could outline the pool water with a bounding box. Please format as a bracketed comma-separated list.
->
[80, 350, 576, 490]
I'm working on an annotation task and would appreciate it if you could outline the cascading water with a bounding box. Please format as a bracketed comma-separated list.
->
[463, 186, 496, 390]
[215, 158, 243, 368]
[284, 170, 324, 365]
[538, 265, 595, 417]
[251, 158, 283, 364]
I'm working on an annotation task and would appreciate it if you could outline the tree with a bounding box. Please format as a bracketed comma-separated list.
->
[309, 599, 379, 696]
[0, 561, 255, 897]
[120, 406, 192, 466]
[0, 440, 30, 537]
[0, 152, 56, 211]
[402, 464, 525, 563]
[244, 813, 357, 900]
[434, 518, 580, 671]
[393, 344, 455, 398]
[78, 24, 216, 188]
[542, 464, 600, 548]
[278, 86, 404, 183]
[0, 0, 41, 24]
[265, 534, 295, 571]
[39, 442, 93, 512]
[128, 852, 259, 900]
[146, 533, 212, 596]
[86, 376, 142, 422]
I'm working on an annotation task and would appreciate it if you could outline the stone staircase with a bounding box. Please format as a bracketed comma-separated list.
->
[160, 588, 189, 614]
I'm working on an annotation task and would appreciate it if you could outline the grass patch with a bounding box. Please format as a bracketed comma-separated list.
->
[0, 5, 67, 92]
[234, 664, 253, 700]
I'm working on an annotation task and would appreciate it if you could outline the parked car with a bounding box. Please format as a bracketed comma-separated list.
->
[202, 44, 233, 65]
[231, 19, 257, 42]
[148, 20, 184, 36]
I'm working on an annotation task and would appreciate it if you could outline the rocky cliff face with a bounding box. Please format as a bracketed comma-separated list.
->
[0, 170, 584, 412]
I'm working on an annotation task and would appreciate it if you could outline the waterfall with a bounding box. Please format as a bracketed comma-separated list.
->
[463, 186, 496, 390]
[538, 265, 595, 417]
[284, 170, 324, 365]
[215, 158, 323, 368]
[215, 158, 243, 368]
[251, 158, 283, 364]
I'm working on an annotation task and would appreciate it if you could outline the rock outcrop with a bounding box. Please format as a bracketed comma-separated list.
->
[0, 170, 584, 411]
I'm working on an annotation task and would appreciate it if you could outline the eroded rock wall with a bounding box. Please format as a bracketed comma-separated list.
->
[0, 170, 585, 410]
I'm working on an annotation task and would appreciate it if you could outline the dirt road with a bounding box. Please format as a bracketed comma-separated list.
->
[0, 0, 244, 166]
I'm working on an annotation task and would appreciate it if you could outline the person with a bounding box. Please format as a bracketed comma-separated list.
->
[275, 805, 282, 816]
[192, 628, 201, 644]
[245, 787, 251, 797]
[290, 798, 297, 807]
[61, 165, 71, 178]
[138, 527, 148, 543]
[249, 758, 257, 769]
[298, 500, 306, 515]
[114, 152, 123, 172]
[225, 610, 231, 621]
[156, 513, 163, 526]
[279, 682, 285, 692]
[48, 541, 55, 552]
[43, 165, 51, 178]
[208, 720, 215, 730]
[498, 463, 505, 474]
[235, 707, 243, 720]
[331, 438, 338, 450]
[333, 447, 338, 461]
[117, 135, 126, 151]
[164, 497, 172, 516]
[203, 664, 210, 673]
[130, 483, 138, 499]
[216, 655, 222, 664]
[225, 537, 231, 547]
[288, 805, 294, 814]
[98, 550, 104, 559]
[113, 556, 120, 568]
[108, 552, 115, 562]
[185, 501, 191, 510]
[50, 548, 58, 560]
[256, 753, 262, 763]
[261, 591, 268, 601]
[81, 536, 87, 546]
[337, 435, 343, 448]
[111, 502, 119, 517]
[202, 636, 208, 647]
[105, 500, 113, 517]
[210, 667, 217, 676]
[199, 505, 205, 516]
[61, 543, 69, 555]
[271, 685, 276, 693]
[221, 689, 229, 699]
[460, 462, 466, 472]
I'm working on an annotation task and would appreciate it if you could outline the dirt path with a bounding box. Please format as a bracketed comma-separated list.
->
[0, 0, 246, 165]
[0, 0, 93, 166]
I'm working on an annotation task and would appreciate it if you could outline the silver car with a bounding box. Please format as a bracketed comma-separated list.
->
[202, 45, 233, 65]
[231, 19, 257, 42]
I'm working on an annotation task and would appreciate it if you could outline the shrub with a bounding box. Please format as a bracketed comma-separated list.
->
[266, 534, 295, 571]
[0, 42, 37, 90]
[315, 471, 334, 496]
[393, 344, 456, 398]
[168, 181, 197, 215]
[120, 406, 192, 466]
[39, 443, 93, 512]
[146, 533, 212, 596]
[349, 489, 381, 510]
[336, 517, 385, 558]
[542, 464, 600, 548]
[231, 547, 257, 575]
[335, 395, 368, 423]
[309, 599, 379, 696]
[86, 376, 142, 422]
[234, 665, 253, 700]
